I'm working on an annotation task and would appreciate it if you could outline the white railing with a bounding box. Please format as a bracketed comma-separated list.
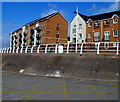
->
[0, 42, 120, 55]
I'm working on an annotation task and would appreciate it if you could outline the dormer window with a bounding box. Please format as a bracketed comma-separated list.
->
[104, 20, 109, 25]
[113, 18, 118, 24]
[88, 22, 92, 27]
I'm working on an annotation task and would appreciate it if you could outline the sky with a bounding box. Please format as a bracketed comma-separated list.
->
[1, 2, 119, 48]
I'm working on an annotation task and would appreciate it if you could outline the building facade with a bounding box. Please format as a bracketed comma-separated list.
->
[86, 11, 120, 43]
[70, 10, 120, 46]
[70, 12, 86, 43]
[10, 12, 68, 48]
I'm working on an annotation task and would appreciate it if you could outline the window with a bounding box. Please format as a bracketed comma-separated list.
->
[73, 28, 76, 33]
[56, 24, 59, 27]
[113, 18, 118, 24]
[113, 30, 118, 37]
[113, 42, 117, 47]
[56, 31, 59, 34]
[88, 33, 92, 39]
[79, 34, 82, 39]
[56, 39, 59, 43]
[88, 22, 92, 27]
[104, 43, 109, 49]
[79, 24, 82, 28]
[74, 25, 77, 27]
[104, 20, 109, 25]
[94, 32, 100, 41]
[104, 31, 110, 41]
[96, 21, 99, 26]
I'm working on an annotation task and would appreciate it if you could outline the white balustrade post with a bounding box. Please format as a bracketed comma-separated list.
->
[97, 42, 100, 54]
[45, 44, 48, 53]
[25, 46, 28, 53]
[117, 42, 119, 55]
[31, 46, 34, 53]
[67, 42, 69, 54]
[12, 47, 15, 53]
[16, 47, 19, 53]
[4, 48, 6, 53]
[7, 48, 9, 53]
[37, 45, 40, 53]
[55, 44, 58, 53]
[2, 49, 3, 53]
[9, 47, 11, 53]
[20, 46, 23, 53]
[80, 43, 83, 54]
[3, 48, 4, 53]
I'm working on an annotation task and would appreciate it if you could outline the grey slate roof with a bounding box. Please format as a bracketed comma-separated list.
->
[74, 10, 120, 22]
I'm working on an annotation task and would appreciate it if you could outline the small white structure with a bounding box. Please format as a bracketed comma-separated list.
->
[58, 45, 63, 53]
[19, 69, 24, 73]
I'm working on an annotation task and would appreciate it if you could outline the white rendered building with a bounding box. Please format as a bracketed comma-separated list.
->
[70, 9, 87, 43]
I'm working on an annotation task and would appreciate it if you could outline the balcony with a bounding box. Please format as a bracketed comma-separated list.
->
[56, 27, 59, 30]
[94, 24, 100, 29]
[103, 22, 110, 28]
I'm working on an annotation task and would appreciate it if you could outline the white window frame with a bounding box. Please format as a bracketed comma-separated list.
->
[79, 34, 82, 39]
[79, 24, 82, 29]
[88, 22, 92, 27]
[104, 31, 110, 41]
[94, 32, 100, 41]
[113, 18, 118, 24]
[88, 33, 92, 39]
[73, 28, 76, 33]
[113, 30, 118, 37]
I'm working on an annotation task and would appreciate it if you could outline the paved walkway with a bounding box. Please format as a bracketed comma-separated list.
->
[2, 72, 118, 100]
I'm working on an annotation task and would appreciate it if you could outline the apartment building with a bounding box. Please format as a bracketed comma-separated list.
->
[86, 10, 120, 44]
[10, 12, 68, 48]
[70, 10, 120, 46]
[70, 11, 87, 43]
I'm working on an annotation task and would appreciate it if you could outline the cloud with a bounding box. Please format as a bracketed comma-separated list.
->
[97, 2, 118, 14]
[40, 9, 58, 18]
[2, 22, 21, 27]
[48, 3, 57, 8]
[87, 3, 118, 15]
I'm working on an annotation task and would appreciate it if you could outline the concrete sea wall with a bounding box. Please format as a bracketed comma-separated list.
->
[1, 53, 120, 81]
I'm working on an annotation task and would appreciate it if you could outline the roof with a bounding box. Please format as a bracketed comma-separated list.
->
[74, 10, 120, 22]
[12, 12, 60, 34]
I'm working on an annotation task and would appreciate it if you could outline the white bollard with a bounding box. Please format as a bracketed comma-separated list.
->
[9, 47, 12, 53]
[97, 42, 100, 54]
[67, 42, 69, 54]
[55, 44, 58, 53]
[80, 43, 83, 54]
[4, 48, 6, 53]
[37, 45, 40, 53]
[45, 44, 48, 53]
[25, 46, 28, 53]
[117, 42, 119, 55]
[20, 46, 23, 53]
[31, 46, 34, 53]
[12, 47, 15, 53]
[7, 48, 9, 53]
[2, 49, 3, 53]
[16, 47, 19, 53]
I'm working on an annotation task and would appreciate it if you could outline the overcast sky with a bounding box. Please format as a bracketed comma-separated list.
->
[1, 2, 119, 48]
